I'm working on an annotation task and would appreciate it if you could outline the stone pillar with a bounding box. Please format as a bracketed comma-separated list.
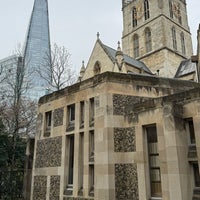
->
[83, 100, 90, 197]
[95, 94, 110, 200]
[156, 121, 170, 200]
[197, 24, 200, 82]
[135, 124, 149, 200]
[192, 101, 200, 169]
[162, 102, 189, 200]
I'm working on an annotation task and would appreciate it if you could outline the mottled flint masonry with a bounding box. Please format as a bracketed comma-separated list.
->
[35, 136, 62, 168]
[113, 94, 149, 115]
[50, 176, 60, 200]
[115, 163, 139, 200]
[33, 176, 47, 200]
[54, 107, 64, 127]
[114, 127, 136, 152]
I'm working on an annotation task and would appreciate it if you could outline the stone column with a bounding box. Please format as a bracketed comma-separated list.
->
[197, 24, 200, 82]
[135, 124, 149, 200]
[95, 94, 110, 199]
[162, 102, 188, 200]
[192, 101, 200, 172]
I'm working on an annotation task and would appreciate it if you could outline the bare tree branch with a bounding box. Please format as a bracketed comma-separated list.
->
[0, 48, 37, 171]
[37, 43, 77, 91]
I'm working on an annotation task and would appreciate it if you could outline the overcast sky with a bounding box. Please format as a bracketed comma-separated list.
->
[0, 1, 199, 72]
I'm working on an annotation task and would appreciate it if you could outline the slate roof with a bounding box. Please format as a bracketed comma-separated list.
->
[175, 59, 196, 78]
[100, 41, 153, 74]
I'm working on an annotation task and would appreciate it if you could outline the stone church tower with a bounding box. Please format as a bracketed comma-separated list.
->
[122, 0, 193, 77]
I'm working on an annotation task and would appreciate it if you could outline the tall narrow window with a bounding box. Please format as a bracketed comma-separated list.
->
[180, 32, 186, 55]
[132, 7, 137, 27]
[69, 104, 75, 122]
[78, 132, 84, 196]
[89, 98, 95, 127]
[133, 34, 139, 58]
[146, 126, 162, 198]
[188, 119, 195, 144]
[169, 0, 173, 18]
[88, 130, 95, 196]
[80, 101, 85, 128]
[145, 28, 152, 53]
[66, 134, 74, 195]
[89, 130, 95, 162]
[89, 165, 94, 197]
[44, 111, 52, 137]
[144, 0, 150, 20]
[186, 118, 197, 160]
[67, 104, 75, 130]
[172, 27, 177, 50]
[193, 163, 200, 187]
[178, 14, 182, 24]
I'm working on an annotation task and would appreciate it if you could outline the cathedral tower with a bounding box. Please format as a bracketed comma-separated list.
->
[24, 0, 51, 100]
[122, 0, 193, 77]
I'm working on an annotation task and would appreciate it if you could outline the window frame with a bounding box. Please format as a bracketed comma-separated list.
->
[193, 163, 200, 187]
[172, 26, 177, 50]
[78, 132, 84, 195]
[132, 7, 137, 27]
[44, 111, 52, 137]
[145, 27, 152, 53]
[67, 134, 75, 185]
[133, 34, 139, 58]
[89, 164, 95, 197]
[169, 0, 173, 18]
[145, 125, 162, 198]
[80, 101, 85, 128]
[67, 104, 76, 131]
[68, 104, 75, 123]
[89, 98, 95, 126]
[144, 0, 150, 20]
[45, 111, 52, 128]
[180, 32, 186, 55]
[89, 130, 95, 162]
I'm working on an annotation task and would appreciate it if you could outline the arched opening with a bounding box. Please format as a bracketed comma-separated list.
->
[145, 27, 152, 53]
[93, 61, 101, 75]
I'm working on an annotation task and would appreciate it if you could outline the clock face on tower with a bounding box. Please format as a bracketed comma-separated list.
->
[172, 1, 181, 18]
[133, 0, 150, 20]
[135, 1, 144, 20]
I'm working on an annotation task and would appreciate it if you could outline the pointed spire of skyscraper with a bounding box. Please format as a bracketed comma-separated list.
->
[23, 0, 51, 100]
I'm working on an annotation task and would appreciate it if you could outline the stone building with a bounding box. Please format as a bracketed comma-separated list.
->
[31, 71, 200, 200]
[30, 0, 200, 200]
[122, 0, 193, 77]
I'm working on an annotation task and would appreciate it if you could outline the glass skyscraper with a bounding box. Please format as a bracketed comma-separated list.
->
[23, 0, 51, 100]
[0, 55, 21, 100]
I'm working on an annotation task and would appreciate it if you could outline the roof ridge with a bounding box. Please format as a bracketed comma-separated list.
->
[98, 40, 116, 63]
[98, 40, 152, 74]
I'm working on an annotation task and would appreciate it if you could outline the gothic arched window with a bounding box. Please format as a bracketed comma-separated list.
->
[133, 34, 139, 58]
[169, 0, 173, 18]
[180, 32, 186, 55]
[178, 11, 182, 24]
[93, 61, 101, 75]
[145, 27, 152, 53]
[144, 0, 150, 20]
[132, 7, 137, 27]
[172, 27, 177, 50]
